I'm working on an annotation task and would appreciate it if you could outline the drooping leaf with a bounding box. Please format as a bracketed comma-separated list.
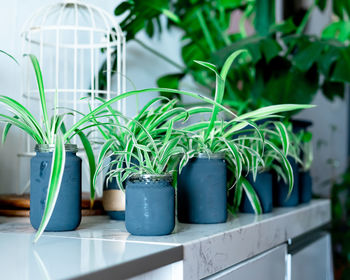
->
[76, 130, 96, 207]
[34, 134, 66, 242]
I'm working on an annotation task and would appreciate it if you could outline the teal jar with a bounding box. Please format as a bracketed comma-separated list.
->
[30, 144, 82, 231]
[177, 153, 227, 224]
[125, 174, 175, 236]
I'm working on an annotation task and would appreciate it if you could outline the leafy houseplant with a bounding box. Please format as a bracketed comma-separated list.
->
[111, 0, 347, 112]
[0, 55, 96, 242]
[91, 96, 189, 223]
[90, 97, 192, 235]
[174, 50, 314, 220]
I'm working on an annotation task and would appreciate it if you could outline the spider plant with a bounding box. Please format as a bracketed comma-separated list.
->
[88, 97, 195, 189]
[172, 50, 314, 214]
[295, 129, 313, 172]
[230, 120, 300, 213]
[0, 54, 96, 242]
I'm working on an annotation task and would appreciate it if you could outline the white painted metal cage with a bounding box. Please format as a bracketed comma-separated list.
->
[19, 0, 126, 194]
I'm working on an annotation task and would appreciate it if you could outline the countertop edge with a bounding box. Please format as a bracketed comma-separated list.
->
[70, 245, 183, 280]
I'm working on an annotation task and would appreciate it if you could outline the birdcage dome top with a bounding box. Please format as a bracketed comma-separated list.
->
[22, 0, 124, 49]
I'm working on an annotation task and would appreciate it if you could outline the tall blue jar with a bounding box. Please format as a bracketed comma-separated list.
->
[125, 174, 175, 236]
[273, 157, 299, 207]
[240, 172, 273, 214]
[30, 144, 82, 231]
[102, 156, 125, 220]
[177, 153, 227, 224]
[299, 171, 312, 203]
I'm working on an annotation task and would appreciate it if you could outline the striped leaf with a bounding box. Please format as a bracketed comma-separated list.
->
[239, 177, 262, 215]
[34, 134, 66, 242]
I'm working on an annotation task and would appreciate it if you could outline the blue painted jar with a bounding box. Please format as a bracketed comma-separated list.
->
[273, 157, 299, 207]
[102, 156, 125, 220]
[240, 171, 273, 213]
[125, 174, 175, 236]
[30, 144, 82, 231]
[299, 171, 312, 203]
[177, 153, 227, 224]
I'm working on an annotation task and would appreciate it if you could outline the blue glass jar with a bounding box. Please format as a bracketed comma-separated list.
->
[273, 157, 300, 207]
[241, 172, 273, 213]
[102, 156, 125, 220]
[30, 144, 82, 231]
[125, 174, 175, 236]
[299, 171, 312, 203]
[177, 153, 227, 224]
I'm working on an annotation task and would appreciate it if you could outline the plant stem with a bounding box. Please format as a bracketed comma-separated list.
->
[134, 38, 185, 71]
[196, 9, 216, 53]
[204, 6, 231, 46]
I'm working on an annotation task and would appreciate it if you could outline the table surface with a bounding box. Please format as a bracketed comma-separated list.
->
[0, 199, 331, 280]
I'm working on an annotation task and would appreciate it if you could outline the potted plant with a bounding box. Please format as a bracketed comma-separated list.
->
[236, 121, 294, 214]
[295, 127, 313, 203]
[0, 55, 96, 242]
[92, 98, 191, 235]
[268, 121, 303, 207]
[91, 96, 190, 221]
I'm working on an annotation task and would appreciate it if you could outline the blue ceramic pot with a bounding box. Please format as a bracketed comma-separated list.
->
[273, 157, 299, 207]
[240, 172, 273, 213]
[177, 153, 227, 224]
[102, 156, 125, 220]
[125, 174, 175, 236]
[299, 171, 312, 203]
[30, 144, 82, 231]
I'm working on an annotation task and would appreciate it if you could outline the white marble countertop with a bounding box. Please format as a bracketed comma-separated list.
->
[0, 199, 330, 280]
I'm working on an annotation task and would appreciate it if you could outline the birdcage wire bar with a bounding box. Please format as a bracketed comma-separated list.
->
[18, 0, 126, 195]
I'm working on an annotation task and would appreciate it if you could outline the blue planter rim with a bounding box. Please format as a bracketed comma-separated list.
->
[197, 152, 225, 159]
[128, 173, 173, 183]
[35, 144, 78, 153]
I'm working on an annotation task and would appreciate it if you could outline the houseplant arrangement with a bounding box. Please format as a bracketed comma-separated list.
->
[26, 48, 311, 236]
[0, 54, 96, 242]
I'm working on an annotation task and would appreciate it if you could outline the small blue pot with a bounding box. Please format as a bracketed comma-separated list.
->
[177, 153, 227, 224]
[125, 174, 175, 236]
[30, 144, 82, 231]
[240, 172, 273, 214]
[273, 157, 299, 207]
[299, 171, 312, 203]
[102, 156, 125, 220]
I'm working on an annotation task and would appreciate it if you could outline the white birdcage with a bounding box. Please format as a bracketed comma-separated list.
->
[18, 0, 126, 194]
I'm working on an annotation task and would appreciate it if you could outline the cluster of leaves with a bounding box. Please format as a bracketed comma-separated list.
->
[112, 0, 349, 113]
[91, 50, 313, 214]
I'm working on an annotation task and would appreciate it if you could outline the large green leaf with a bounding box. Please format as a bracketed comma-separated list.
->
[26, 54, 51, 142]
[239, 177, 262, 214]
[293, 42, 324, 72]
